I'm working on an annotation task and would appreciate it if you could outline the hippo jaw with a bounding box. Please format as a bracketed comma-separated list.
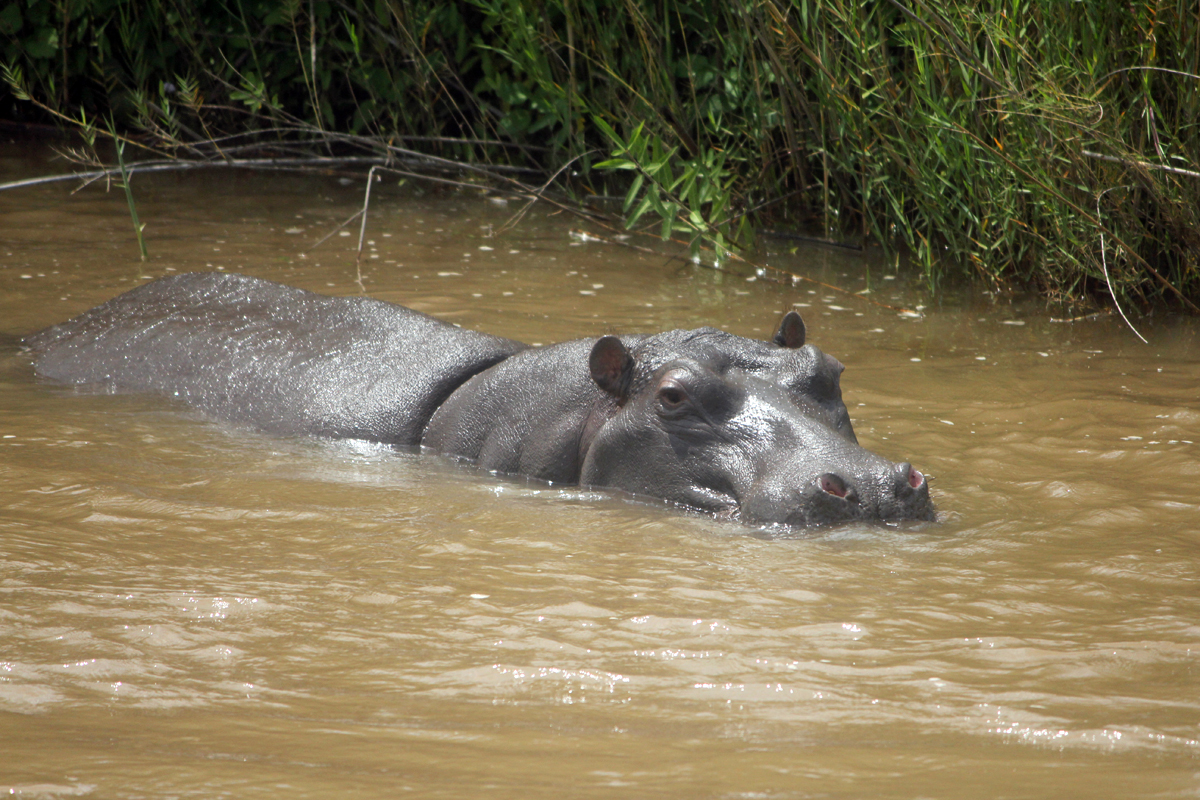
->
[580, 345, 935, 528]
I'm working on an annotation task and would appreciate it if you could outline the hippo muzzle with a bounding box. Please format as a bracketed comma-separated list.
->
[742, 457, 935, 528]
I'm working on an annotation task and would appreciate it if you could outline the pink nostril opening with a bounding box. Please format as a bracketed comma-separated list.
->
[908, 467, 924, 489]
[820, 474, 849, 498]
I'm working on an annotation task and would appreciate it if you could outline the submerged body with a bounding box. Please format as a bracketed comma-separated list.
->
[26, 272, 934, 527]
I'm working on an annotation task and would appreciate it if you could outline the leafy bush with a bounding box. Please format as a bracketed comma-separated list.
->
[3, 0, 1198, 309]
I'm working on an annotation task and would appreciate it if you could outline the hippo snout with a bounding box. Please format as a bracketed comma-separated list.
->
[743, 459, 935, 528]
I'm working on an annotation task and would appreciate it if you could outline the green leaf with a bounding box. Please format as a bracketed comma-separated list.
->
[1, 61, 28, 100]
[623, 173, 645, 213]
[0, 3, 21, 36]
[592, 115, 620, 145]
[25, 27, 58, 58]
[627, 194, 654, 229]
[661, 211, 677, 240]
[593, 158, 632, 170]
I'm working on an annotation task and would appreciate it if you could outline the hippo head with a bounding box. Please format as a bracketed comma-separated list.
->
[579, 315, 934, 527]
[609, 310, 858, 444]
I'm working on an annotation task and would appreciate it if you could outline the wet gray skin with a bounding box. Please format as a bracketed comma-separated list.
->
[423, 329, 933, 527]
[577, 338, 933, 526]
[616, 315, 859, 445]
[26, 272, 933, 528]
[25, 272, 529, 444]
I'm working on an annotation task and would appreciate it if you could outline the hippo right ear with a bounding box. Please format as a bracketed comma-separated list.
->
[589, 335, 634, 400]
[773, 310, 806, 348]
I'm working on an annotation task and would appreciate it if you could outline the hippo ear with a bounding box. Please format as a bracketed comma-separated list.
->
[773, 310, 806, 348]
[589, 335, 634, 400]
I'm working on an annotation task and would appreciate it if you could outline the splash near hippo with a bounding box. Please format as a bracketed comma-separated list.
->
[25, 272, 934, 527]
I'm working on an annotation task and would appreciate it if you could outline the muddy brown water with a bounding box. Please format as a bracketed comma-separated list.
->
[1, 142, 1198, 798]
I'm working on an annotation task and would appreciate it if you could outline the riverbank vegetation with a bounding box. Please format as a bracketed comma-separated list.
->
[3, 0, 1199, 311]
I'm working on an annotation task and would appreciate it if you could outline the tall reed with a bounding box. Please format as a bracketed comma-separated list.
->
[3, 0, 1198, 309]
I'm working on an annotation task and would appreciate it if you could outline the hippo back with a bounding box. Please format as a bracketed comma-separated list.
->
[25, 272, 528, 444]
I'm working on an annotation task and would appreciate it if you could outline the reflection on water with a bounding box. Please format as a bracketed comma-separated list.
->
[1, 144, 1199, 798]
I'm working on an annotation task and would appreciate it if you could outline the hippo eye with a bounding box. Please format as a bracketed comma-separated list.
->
[657, 384, 687, 411]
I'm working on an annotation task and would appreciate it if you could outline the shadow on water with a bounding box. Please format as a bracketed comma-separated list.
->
[2, 151, 1199, 798]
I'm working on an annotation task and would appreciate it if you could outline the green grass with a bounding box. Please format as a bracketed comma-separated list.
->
[3, 0, 1198, 310]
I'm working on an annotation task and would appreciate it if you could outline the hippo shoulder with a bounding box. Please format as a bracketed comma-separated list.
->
[422, 337, 635, 483]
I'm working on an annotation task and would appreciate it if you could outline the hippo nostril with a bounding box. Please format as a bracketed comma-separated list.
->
[818, 473, 858, 503]
[908, 466, 924, 489]
[819, 473, 846, 497]
[893, 462, 925, 493]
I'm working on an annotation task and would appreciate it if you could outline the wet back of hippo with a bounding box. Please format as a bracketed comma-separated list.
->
[26, 272, 528, 444]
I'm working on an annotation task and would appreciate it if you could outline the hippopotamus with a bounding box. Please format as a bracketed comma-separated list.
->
[25, 272, 934, 527]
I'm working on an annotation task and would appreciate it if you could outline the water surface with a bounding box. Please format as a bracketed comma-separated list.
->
[1, 143, 1198, 798]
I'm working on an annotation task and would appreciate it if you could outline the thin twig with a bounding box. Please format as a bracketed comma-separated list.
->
[354, 165, 379, 290]
[1096, 187, 1148, 344]
[0, 172, 96, 191]
[0, 156, 383, 193]
[1082, 149, 1200, 179]
[307, 209, 363, 252]
[0, 145, 549, 195]
[497, 150, 598, 235]
[1049, 311, 1113, 323]
[761, 229, 863, 251]
[567, 229, 660, 255]
[112, 131, 148, 261]
[375, 165, 609, 224]
[1102, 66, 1200, 82]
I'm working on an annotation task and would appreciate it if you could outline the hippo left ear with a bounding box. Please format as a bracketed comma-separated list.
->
[589, 335, 634, 400]
[773, 310, 806, 348]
